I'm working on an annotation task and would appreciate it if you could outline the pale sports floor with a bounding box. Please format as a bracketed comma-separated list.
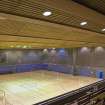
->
[0, 70, 100, 105]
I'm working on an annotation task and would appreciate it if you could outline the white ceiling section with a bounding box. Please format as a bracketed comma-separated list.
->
[0, 0, 105, 48]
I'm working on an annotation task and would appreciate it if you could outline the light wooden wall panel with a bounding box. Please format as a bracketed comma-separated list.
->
[0, 13, 105, 48]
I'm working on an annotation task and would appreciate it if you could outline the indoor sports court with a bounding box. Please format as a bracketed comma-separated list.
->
[0, 70, 100, 105]
[0, 0, 105, 105]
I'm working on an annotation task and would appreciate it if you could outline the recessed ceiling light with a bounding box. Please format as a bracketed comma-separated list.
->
[43, 11, 52, 16]
[10, 45, 14, 48]
[102, 28, 105, 32]
[52, 48, 55, 50]
[43, 49, 47, 51]
[43, 49, 48, 53]
[80, 21, 87, 26]
[23, 45, 27, 48]
[80, 47, 90, 52]
[95, 46, 104, 52]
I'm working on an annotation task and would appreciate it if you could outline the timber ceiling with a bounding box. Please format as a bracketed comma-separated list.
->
[73, 0, 105, 15]
[0, 0, 105, 49]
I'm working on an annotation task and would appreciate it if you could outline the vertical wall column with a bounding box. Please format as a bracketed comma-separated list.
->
[72, 48, 77, 75]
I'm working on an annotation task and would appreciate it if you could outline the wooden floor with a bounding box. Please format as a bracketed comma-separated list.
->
[0, 70, 100, 105]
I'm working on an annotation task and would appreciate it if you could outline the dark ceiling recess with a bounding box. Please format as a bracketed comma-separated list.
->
[73, 0, 105, 15]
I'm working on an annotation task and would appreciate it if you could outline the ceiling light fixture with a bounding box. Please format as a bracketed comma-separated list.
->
[80, 21, 87, 26]
[52, 48, 55, 50]
[43, 49, 48, 52]
[23, 45, 27, 48]
[102, 28, 105, 32]
[43, 11, 52, 16]
[10, 45, 14, 48]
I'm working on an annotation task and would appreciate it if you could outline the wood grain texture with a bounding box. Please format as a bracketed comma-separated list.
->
[0, 13, 105, 48]
[0, 70, 100, 105]
[0, 0, 105, 34]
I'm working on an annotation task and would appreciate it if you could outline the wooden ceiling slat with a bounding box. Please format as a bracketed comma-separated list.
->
[0, 35, 85, 45]
[0, 0, 105, 48]
[0, 13, 105, 49]
[0, 41, 86, 49]
[0, 0, 105, 34]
